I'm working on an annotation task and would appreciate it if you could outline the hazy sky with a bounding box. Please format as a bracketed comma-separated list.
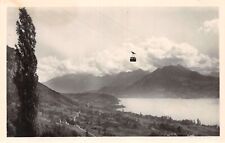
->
[7, 7, 219, 82]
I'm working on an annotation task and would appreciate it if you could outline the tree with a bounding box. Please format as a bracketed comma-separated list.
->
[14, 7, 39, 137]
[197, 118, 201, 125]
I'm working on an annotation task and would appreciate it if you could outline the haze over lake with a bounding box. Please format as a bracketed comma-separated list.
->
[119, 98, 219, 125]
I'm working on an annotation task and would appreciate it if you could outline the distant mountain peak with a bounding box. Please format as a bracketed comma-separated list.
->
[123, 64, 219, 98]
[159, 64, 188, 71]
[152, 64, 194, 76]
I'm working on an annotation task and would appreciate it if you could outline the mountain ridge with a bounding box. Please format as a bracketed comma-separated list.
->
[44, 69, 149, 93]
[118, 65, 219, 98]
[43, 63, 219, 98]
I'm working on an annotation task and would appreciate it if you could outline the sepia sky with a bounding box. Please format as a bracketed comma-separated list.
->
[7, 7, 219, 82]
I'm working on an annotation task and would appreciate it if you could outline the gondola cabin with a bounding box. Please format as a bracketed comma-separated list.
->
[130, 51, 136, 62]
[130, 56, 136, 62]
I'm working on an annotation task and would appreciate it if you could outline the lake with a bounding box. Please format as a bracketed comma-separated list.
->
[119, 98, 219, 125]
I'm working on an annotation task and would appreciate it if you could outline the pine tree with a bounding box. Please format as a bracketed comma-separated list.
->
[14, 7, 39, 137]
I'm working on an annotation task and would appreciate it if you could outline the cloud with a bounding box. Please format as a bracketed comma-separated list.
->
[37, 37, 218, 82]
[199, 18, 218, 33]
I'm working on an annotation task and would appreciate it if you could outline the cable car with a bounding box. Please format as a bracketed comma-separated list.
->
[130, 51, 136, 62]
[130, 56, 136, 62]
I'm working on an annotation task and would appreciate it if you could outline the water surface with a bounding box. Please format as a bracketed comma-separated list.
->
[119, 98, 219, 125]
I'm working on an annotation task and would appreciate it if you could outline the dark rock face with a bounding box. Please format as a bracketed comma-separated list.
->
[7, 46, 19, 136]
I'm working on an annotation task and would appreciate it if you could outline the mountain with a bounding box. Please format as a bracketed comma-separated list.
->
[44, 69, 148, 93]
[7, 46, 75, 114]
[119, 65, 219, 98]
[209, 71, 219, 77]
[63, 92, 121, 111]
[7, 46, 119, 136]
[43, 56, 219, 98]
[44, 74, 103, 93]
[7, 46, 120, 112]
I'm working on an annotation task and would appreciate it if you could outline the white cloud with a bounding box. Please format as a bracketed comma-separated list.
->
[199, 18, 218, 33]
[38, 37, 218, 82]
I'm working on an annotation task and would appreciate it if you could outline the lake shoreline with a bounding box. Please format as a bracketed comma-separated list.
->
[118, 98, 219, 126]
